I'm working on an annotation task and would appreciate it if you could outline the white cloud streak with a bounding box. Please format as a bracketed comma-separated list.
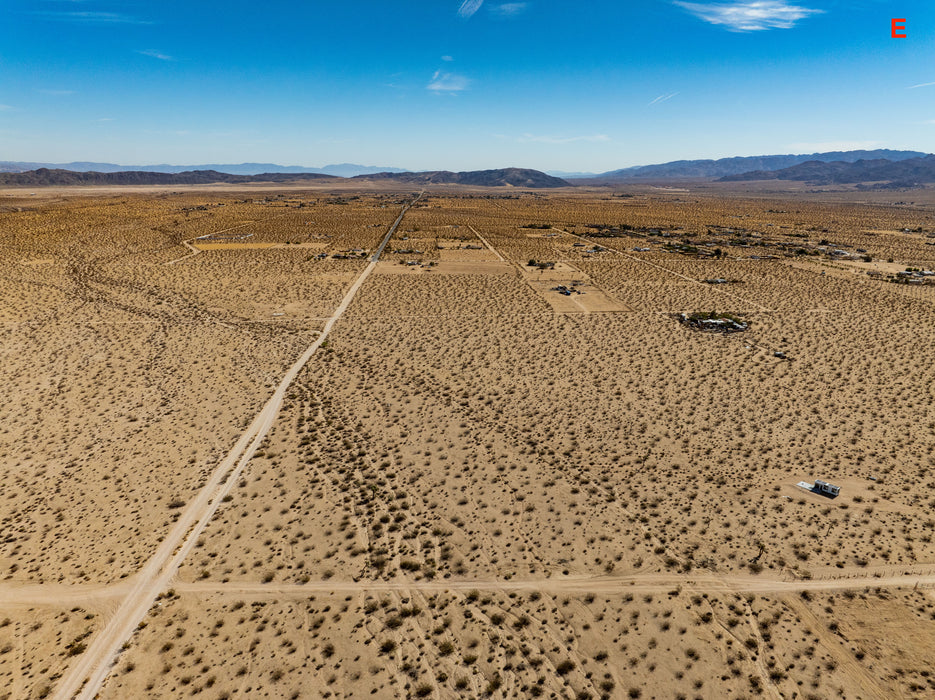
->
[648, 92, 679, 105]
[492, 3, 528, 16]
[32, 11, 152, 24]
[674, 1, 821, 31]
[457, 0, 484, 18]
[138, 49, 173, 61]
[428, 71, 469, 93]
[908, 81, 935, 89]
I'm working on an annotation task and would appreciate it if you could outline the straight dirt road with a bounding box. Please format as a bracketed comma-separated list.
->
[172, 567, 935, 597]
[4, 564, 931, 609]
[51, 192, 422, 700]
[468, 225, 505, 261]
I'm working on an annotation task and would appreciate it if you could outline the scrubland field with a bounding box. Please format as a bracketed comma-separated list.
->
[1, 185, 935, 699]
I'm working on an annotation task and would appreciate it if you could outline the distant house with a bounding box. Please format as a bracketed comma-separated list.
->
[813, 479, 841, 497]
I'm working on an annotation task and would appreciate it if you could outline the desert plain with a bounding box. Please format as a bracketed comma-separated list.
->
[1, 183, 935, 699]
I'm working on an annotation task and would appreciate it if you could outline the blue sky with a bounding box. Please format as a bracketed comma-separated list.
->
[1, 0, 933, 171]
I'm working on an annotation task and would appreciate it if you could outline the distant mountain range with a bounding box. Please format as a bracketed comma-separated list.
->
[591, 150, 928, 180]
[4, 150, 929, 183]
[3, 150, 933, 189]
[720, 154, 935, 187]
[0, 169, 335, 186]
[352, 168, 568, 188]
[0, 167, 568, 188]
[0, 161, 408, 177]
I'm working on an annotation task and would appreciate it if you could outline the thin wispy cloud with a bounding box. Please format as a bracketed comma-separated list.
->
[383, 71, 406, 89]
[428, 71, 469, 93]
[674, 1, 821, 31]
[908, 81, 935, 89]
[492, 3, 528, 16]
[31, 11, 151, 24]
[648, 92, 679, 105]
[138, 49, 173, 61]
[457, 0, 484, 18]
[0, 104, 13, 111]
[38, 89, 76, 96]
[519, 133, 610, 144]
[441, 55, 454, 62]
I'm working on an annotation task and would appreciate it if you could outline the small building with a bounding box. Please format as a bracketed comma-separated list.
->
[813, 479, 841, 497]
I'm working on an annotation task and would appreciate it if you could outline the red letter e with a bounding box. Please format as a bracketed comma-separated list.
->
[892, 18, 906, 38]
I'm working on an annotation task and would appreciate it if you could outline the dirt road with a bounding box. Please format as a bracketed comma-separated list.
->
[467, 225, 505, 261]
[6, 565, 931, 610]
[170, 567, 935, 598]
[164, 209, 299, 265]
[163, 237, 201, 265]
[50, 192, 422, 700]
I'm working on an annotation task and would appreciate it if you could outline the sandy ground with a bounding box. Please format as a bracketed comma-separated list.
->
[1, 188, 935, 699]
